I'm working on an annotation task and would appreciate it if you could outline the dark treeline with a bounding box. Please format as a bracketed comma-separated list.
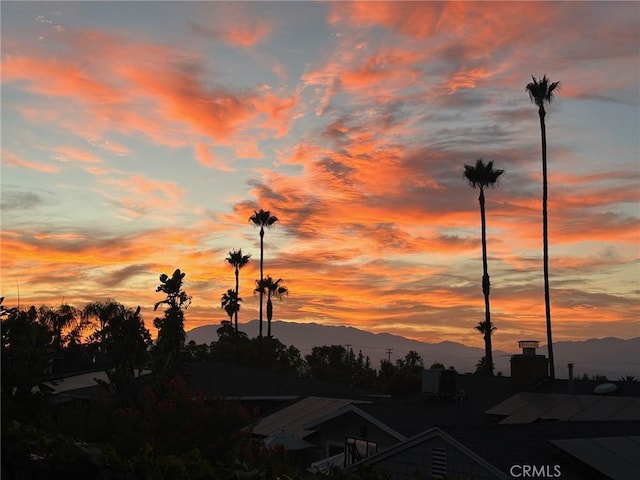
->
[0, 264, 438, 480]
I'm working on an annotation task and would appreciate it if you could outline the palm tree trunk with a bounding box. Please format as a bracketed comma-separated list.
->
[234, 267, 240, 360]
[267, 293, 273, 338]
[259, 228, 264, 339]
[539, 106, 555, 379]
[234, 268, 240, 335]
[479, 188, 494, 375]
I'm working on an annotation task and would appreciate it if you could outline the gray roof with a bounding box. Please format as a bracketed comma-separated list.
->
[303, 403, 406, 441]
[355, 421, 640, 480]
[550, 436, 640, 480]
[486, 392, 640, 423]
[252, 396, 366, 438]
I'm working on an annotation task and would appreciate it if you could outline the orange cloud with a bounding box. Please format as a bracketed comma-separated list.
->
[2, 150, 59, 173]
[53, 145, 102, 164]
[194, 143, 234, 171]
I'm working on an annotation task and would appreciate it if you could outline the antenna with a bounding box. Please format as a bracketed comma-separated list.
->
[385, 348, 393, 363]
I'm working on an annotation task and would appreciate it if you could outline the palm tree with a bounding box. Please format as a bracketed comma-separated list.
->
[464, 159, 504, 375]
[39, 303, 80, 352]
[221, 289, 242, 326]
[254, 276, 288, 338]
[83, 300, 126, 363]
[225, 249, 251, 335]
[249, 209, 278, 338]
[527, 74, 560, 379]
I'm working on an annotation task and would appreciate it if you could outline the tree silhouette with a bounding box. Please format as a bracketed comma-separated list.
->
[225, 249, 251, 336]
[527, 74, 560, 379]
[464, 158, 504, 375]
[39, 303, 80, 353]
[249, 209, 278, 339]
[1, 301, 53, 399]
[85, 302, 151, 405]
[221, 289, 242, 330]
[221, 288, 244, 360]
[83, 299, 128, 365]
[153, 268, 191, 378]
[254, 276, 288, 338]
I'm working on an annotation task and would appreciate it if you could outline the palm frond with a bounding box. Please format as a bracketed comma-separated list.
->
[463, 158, 504, 189]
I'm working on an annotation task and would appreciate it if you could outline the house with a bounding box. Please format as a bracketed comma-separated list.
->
[351, 421, 640, 480]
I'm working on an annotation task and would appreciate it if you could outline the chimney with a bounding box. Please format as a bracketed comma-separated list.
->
[519, 340, 539, 356]
[510, 340, 548, 387]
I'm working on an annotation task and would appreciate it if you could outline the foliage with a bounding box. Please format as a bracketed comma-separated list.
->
[225, 248, 251, 335]
[153, 269, 191, 378]
[249, 208, 279, 339]
[474, 356, 495, 375]
[221, 289, 242, 324]
[2, 373, 284, 479]
[255, 276, 288, 337]
[1, 301, 54, 400]
[305, 345, 377, 388]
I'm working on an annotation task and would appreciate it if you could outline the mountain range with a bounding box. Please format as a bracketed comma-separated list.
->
[186, 320, 639, 379]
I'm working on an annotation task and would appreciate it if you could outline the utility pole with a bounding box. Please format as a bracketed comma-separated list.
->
[385, 348, 393, 364]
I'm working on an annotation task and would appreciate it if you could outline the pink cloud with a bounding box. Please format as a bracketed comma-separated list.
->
[53, 145, 102, 164]
[194, 143, 234, 171]
[2, 150, 59, 173]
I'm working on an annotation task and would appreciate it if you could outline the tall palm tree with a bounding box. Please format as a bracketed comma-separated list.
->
[464, 158, 504, 375]
[254, 276, 288, 338]
[225, 249, 251, 335]
[249, 209, 278, 339]
[527, 74, 560, 379]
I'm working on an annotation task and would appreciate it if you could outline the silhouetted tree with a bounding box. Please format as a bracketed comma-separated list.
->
[91, 303, 152, 405]
[474, 356, 495, 375]
[306, 345, 350, 383]
[216, 320, 236, 344]
[225, 249, 251, 335]
[1, 301, 54, 399]
[39, 303, 81, 353]
[249, 209, 278, 338]
[83, 299, 128, 365]
[221, 289, 242, 327]
[153, 269, 191, 377]
[402, 350, 424, 370]
[527, 75, 560, 379]
[220, 288, 243, 359]
[254, 276, 288, 338]
[464, 158, 503, 375]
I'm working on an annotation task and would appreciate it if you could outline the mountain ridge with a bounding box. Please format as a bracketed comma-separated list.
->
[186, 319, 639, 379]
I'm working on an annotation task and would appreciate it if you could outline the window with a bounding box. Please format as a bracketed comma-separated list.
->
[344, 437, 377, 466]
[431, 447, 447, 479]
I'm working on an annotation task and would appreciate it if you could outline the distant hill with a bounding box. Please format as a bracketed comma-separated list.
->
[186, 320, 639, 379]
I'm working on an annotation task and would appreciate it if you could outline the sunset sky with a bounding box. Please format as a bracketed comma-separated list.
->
[2, 1, 639, 353]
